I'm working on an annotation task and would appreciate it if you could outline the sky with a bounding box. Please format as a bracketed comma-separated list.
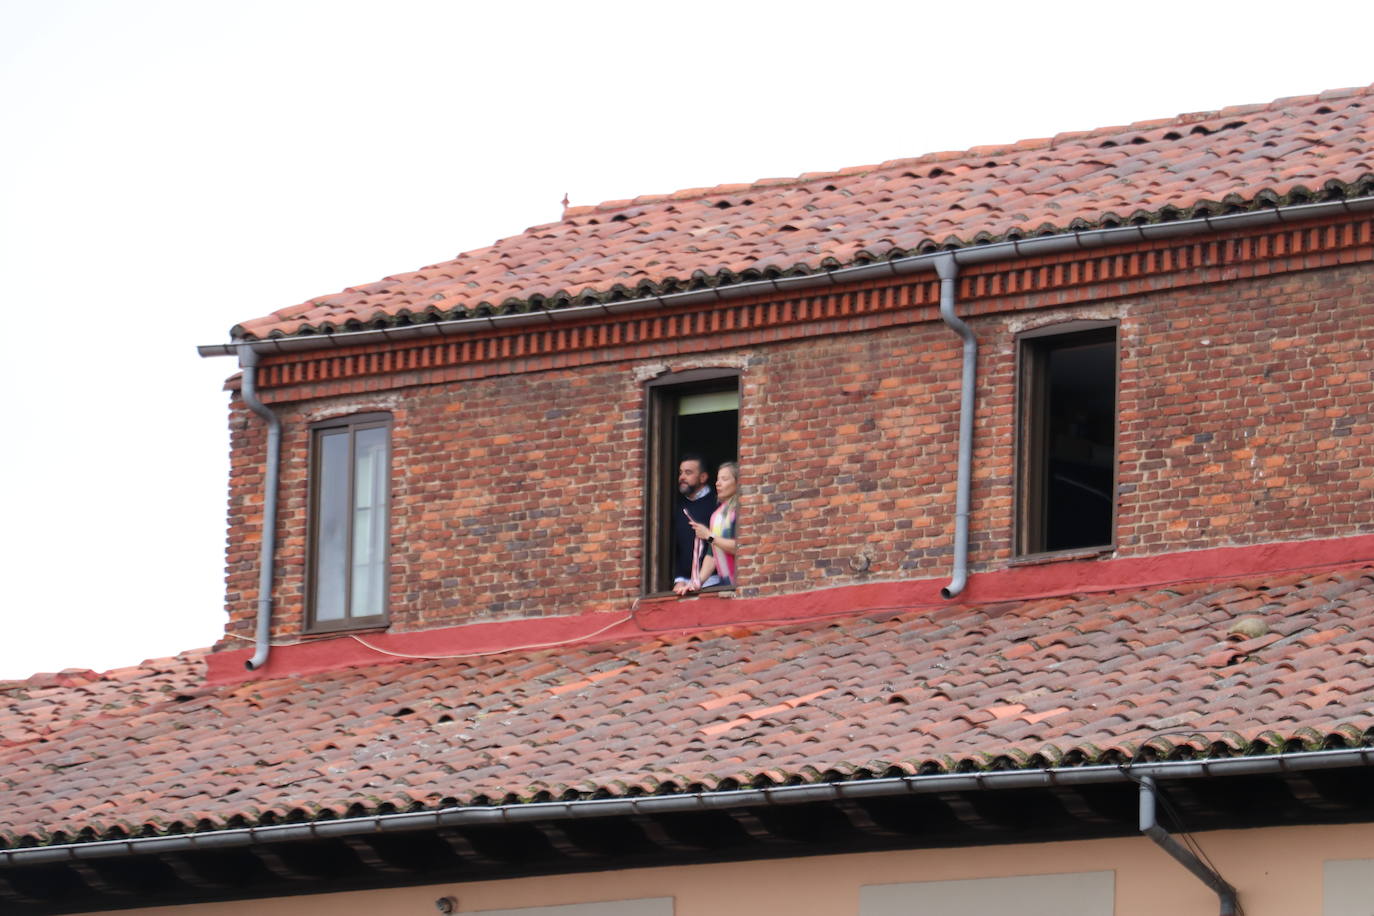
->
[0, 0, 1368, 680]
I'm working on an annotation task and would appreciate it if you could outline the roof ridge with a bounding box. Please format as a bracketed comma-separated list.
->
[562, 84, 1374, 219]
[228, 82, 1374, 340]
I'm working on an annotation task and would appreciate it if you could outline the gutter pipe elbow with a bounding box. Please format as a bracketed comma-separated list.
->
[237, 349, 280, 672]
[936, 253, 976, 599]
[1139, 777, 1241, 915]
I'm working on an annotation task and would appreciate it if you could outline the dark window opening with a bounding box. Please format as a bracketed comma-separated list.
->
[644, 372, 740, 593]
[307, 413, 391, 632]
[1018, 326, 1117, 555]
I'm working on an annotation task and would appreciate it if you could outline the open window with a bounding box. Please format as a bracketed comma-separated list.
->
[643, 370, 740, 593]
[306, 412, 391, 631]
[1016, 323, 1117, 555]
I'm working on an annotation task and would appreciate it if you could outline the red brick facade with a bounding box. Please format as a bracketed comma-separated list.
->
[220, 215, 1374, 647]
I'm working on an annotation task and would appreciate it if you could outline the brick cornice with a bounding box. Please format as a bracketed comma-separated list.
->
[252, 212, 1374, 403]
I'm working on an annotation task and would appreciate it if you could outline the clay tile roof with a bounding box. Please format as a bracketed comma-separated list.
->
[4, 566, 1374, 847]
[231, 85, 1374, 341]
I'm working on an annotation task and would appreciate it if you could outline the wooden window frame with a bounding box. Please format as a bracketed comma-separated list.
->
[1014, 320, 1119, 557]
[642, 369, 741, 595]
[305, 412, 392, 633]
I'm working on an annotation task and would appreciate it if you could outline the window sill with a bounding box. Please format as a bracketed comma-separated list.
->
[1009, 546, 1114, 568]
[640, 586, 737, 602]
[302, 618, 390, 637]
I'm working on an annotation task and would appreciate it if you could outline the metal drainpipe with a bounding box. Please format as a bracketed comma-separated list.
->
[237, 350, 281, 671]
[1139, 776, 1241, 915]
[936, 253, 975, 599]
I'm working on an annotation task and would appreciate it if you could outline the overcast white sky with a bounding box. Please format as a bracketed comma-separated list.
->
[0, 0, 1368, 680]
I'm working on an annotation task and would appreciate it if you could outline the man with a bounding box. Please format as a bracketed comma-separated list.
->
[672, 454, 717, 595]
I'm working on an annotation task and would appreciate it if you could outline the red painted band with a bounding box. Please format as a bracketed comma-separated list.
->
[206, 533, 1374, 684]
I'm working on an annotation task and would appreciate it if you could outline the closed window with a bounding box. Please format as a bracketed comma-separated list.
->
[307, 413, 391, 631]
[1017, 323, 1117, 555]
[465, 900, 673, 916]
[1324, 859, 1374, 916]
[862, 871, 1113, 915]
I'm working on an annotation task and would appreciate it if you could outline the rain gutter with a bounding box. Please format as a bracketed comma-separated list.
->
[4, 747, 1369, 868]
[197, 198, 1374, 361]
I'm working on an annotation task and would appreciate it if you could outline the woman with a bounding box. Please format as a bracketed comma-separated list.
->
[688, 461, 738, 590]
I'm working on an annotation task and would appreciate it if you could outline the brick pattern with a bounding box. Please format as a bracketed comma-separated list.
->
[227, 364, 649, 643]
[222, 256, 1374, 644]
[232, 85, 1374, 340]
[6, 566, 1373, 847]
[1119, 267, 1374, 548]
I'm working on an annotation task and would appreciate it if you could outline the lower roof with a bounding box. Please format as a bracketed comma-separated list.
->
[3, 552, 1372, 852]
[4, 548, 1374, 910]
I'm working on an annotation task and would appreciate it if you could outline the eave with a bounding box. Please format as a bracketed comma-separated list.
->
[198, 194, 1374, 361]
[4, 750, 1372, 914]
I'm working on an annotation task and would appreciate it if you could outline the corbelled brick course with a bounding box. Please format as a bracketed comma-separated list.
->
[244, 204, 1374, 396]
[228, 85, 1374, 341]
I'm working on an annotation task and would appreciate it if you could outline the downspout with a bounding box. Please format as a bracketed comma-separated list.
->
[936, 253, 975, 599]
[1139, 776, 1241, 915]
[237, 349, 280, 671]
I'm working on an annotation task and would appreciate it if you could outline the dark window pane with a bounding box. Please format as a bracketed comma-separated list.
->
[1019, 328, 1117, 555]
[1043, 339, 1115, 551]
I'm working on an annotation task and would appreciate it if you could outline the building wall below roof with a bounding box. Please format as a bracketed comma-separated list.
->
[74, 822, 1374, 916]
[220, 254, 1374, 648]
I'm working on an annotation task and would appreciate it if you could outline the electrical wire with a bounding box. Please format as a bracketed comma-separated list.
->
[223, 613, 637, 660]
[346, 614, 636, 661]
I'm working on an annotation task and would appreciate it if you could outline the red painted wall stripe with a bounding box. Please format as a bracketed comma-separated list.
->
[206, 533, 1374, 684]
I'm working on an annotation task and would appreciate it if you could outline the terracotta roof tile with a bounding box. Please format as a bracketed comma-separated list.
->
[5, 566, 1374, 846]
[229, 86, 1374, 340]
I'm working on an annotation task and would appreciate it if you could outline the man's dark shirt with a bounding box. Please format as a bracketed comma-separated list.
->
[674, 486, 717, 583]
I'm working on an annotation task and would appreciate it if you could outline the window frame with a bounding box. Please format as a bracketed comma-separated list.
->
[1014, 320, 1119, 558]
[304, 411, 392, 633]
[642, 368, 741, 595]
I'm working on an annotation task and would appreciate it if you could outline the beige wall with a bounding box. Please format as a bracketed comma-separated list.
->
[95, 823, 1374, 916]
[1324, 859, 1374, 916]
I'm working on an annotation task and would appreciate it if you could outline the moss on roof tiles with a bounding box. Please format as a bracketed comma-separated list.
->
[5, 564, 1374, 849]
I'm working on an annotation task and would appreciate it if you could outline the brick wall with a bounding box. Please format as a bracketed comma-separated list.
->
[220, 257, 1374, 647]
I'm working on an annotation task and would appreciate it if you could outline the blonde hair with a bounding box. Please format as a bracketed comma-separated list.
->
[716, 461, 740, 511]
